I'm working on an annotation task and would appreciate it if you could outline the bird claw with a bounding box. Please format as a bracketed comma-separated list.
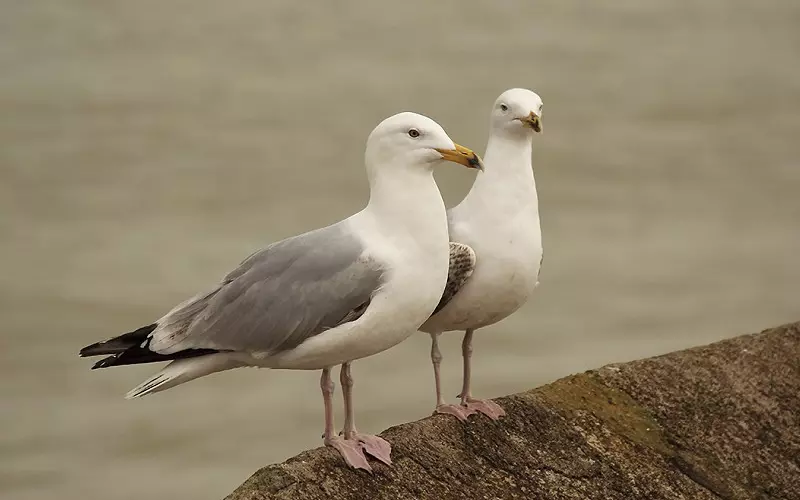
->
[464, 398, 506, 420]
[355, 433, 392, 466]
[325, 436, 372, 471]
[435, 403, 477, 422]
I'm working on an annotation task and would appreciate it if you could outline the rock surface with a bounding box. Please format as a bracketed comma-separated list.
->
[225, 322, 800, 500]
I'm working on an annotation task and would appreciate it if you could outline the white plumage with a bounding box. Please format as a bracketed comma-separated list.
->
[421, 89, 544, 421]
[80, 111, 484, 470]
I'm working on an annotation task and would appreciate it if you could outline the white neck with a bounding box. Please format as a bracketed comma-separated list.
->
[360, 161, 448, 252]
[459, 130, 539, 215]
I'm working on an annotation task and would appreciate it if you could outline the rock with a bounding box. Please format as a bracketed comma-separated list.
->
[225, 322, 800, 500]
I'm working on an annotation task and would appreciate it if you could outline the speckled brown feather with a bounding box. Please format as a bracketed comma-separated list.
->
[432, 242, 476, 315]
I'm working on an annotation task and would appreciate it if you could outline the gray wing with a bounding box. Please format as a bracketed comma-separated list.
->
[432, 242, 476, 315]
[150, 222, 384, 354]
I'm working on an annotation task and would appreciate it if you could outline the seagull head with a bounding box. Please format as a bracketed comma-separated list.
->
[491, 88, 543, 135]
[366, 112, 484, 173]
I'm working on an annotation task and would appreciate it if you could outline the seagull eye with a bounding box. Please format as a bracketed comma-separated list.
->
[500, 104, 509, 112]
[408, 128, 420, 138]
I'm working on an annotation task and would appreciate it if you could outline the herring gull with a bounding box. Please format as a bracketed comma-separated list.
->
[420, 89, 544, 421]
[79, 111, 484, 471]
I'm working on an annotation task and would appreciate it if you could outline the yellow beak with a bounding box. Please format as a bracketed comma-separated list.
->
[434, 143, 484, 171]
[519, 111, 542, 132]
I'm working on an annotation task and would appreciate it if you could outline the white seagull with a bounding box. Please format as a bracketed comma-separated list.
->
[420, 89, 544, 421]
[79, 112, 483, 471]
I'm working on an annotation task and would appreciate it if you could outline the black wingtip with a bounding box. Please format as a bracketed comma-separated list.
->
[91, 355, 120, 369]
[79, 343, 106, 357]
[79, 323, 158, 357]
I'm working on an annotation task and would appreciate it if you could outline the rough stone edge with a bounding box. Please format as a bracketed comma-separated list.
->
[225, 321, 799, 500]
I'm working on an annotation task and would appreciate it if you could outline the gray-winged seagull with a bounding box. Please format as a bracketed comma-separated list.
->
[79, 112, 484, 471]
[421, 89, 544, 421]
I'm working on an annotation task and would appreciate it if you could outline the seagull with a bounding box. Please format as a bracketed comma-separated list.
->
[420, 89, 544, 422]
[79, 112, 483, 471]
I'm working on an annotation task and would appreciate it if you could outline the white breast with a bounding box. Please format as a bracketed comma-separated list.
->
[421, 131, 542, 333]
[423, 207, 542, 332]
[269, 171, 451, 369]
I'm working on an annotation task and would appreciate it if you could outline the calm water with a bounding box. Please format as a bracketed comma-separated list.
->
[2, 1, 799, 499]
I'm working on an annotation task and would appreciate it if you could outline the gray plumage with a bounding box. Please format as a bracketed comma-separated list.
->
[151, 221, 385, 355]
[432, 242, 476, 315]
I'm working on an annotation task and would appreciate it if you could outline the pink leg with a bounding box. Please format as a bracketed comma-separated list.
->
[320, 368, 371, 471]
[340, 362, 392, 466]
[459, 329, 505, 420]
[430, 332, 475, 422]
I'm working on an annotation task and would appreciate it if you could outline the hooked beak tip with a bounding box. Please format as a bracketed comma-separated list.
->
[435, 143, 485, 171]
[519, 112, 542, 133]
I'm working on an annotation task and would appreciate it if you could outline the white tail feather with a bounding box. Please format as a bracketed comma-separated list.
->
[125, 354, 243, 399]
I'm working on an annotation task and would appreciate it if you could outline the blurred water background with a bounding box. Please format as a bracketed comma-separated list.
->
[2, 1, 799, 499]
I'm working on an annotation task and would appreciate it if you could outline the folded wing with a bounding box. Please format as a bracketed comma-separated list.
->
[431, 242, 476, 315]
[82, 222, 385, 367]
